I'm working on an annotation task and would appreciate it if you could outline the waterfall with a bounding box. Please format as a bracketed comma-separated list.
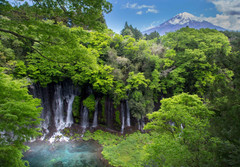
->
[138, 118, 145, 132]
[30, 80, 80, 142]
[81, 106, 89, 128]
[141, 120, 145, 131]
[170, 121, 175, 126]
[40, 87, 51, 139]
[92, 100, 99, 128]
[126, 100, 131, 127]
[30, 84, 51, 139]
[121, 102, 125, 133]
[52, 83, 78, 131]
[49, 82, 78, 143]
[53, 84, 65, 131]
[66, 95, 75, 127]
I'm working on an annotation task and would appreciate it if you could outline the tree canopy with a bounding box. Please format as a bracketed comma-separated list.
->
[144, 93, 216, 167]
[121, 22, 143, 40]
[1, 0, 240, 166]
[0, 0, 112, 30]
[0, 68, 42, 166]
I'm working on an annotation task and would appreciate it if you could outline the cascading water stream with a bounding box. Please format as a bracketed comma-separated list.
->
[92, 100, 99, 128]
[49, 83, 77, 143]
[138, 120, 141, 130]
[30, 80, 80, 143]
[126, 100, 131, 127]
[49, 84, 66, 143]
[121, 102, 125, 133]
[141, 120, 145, 131]
[81, 106, 89, 128]
[53, 84, 65, 131]
[30, 84, 51, 140]
[138, 118, 145, 132]
[41, 88, 51, 136]
[66, 94, 75, 127]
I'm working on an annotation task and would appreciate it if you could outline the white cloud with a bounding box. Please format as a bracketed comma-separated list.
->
[125, 3, 138, 9]
[124, 2, 158, 14]
[136, 11, 143, 15]
[146, 8, 158, 14]
[137, 5, 155, 10]
[124, 3, 155, 10]
[142, 20, 162, 31]
[206, 0, 240, 31]
[209, 0, 240, 15]
[203, 14, 240, 31]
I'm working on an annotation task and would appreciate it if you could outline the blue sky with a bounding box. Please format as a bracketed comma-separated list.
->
[104, 0, 240, 33]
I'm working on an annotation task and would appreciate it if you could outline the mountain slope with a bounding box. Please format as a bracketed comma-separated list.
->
[143, 12, 226, 35]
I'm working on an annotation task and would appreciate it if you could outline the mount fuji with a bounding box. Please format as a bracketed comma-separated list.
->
[143, 12, 226, 36]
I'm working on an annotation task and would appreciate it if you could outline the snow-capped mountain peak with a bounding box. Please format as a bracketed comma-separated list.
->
[169, 12, 202, 25]
[143, 12, 226, 36]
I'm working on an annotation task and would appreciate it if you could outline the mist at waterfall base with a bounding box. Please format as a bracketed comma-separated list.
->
[23, 141, 104, 167]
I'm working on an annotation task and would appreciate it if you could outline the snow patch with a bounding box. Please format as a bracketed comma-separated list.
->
[169, 12, 203, 25]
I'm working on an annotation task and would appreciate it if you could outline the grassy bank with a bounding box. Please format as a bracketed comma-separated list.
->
[82, 130, 151, 167]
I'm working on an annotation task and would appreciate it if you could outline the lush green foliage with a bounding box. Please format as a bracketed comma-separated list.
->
[72, 96, 80, 123]
[103, 132, 151, 167]
[115, 110, 121, 125]
[121, 22, 143, 40]
[0, 69, 42, 166]
[144, 31, 160, 40]
[83, 130, 122, 146]
[0, 0, 112, 30]
[83, 94, 95, 112]
[1, 1, 240, 166]
[207, 31, 240, 166]
[83, 130, 151, 167]
[161, 27, 232, 95]
[144, 93, 217, 167]
[223, 31, 240, 52]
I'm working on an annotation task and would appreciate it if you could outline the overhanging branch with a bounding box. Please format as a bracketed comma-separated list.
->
[0, 28, 41, 43]
[0, 28, 55, 45]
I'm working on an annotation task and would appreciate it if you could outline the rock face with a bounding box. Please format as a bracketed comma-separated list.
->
[29, 80, 133, 139]
[143, 12, 226, 35]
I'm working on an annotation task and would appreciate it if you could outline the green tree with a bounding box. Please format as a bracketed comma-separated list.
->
[0, 68, 42, 166]
[121, 22, 132, 36]
[145, 31, 160, 40]
[121, 22, 142, 40]
[208, 51, 240, 166]
[24, 23, 100, 86]
[102, 132, 151, 167]
[126, 72, 149, 90]
[126, 72, 153, 121]
[223, 31, 240, 52]
[0, 1, 114, 87]
[161, 27, 232, 96]
[144, 93, 217, 167]
[1, 0, 112, 30]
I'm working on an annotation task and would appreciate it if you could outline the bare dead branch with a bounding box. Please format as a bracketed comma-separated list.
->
[160, 66, 176, 77]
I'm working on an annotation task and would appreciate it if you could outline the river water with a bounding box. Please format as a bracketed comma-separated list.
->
[23, 141, 105, 167]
